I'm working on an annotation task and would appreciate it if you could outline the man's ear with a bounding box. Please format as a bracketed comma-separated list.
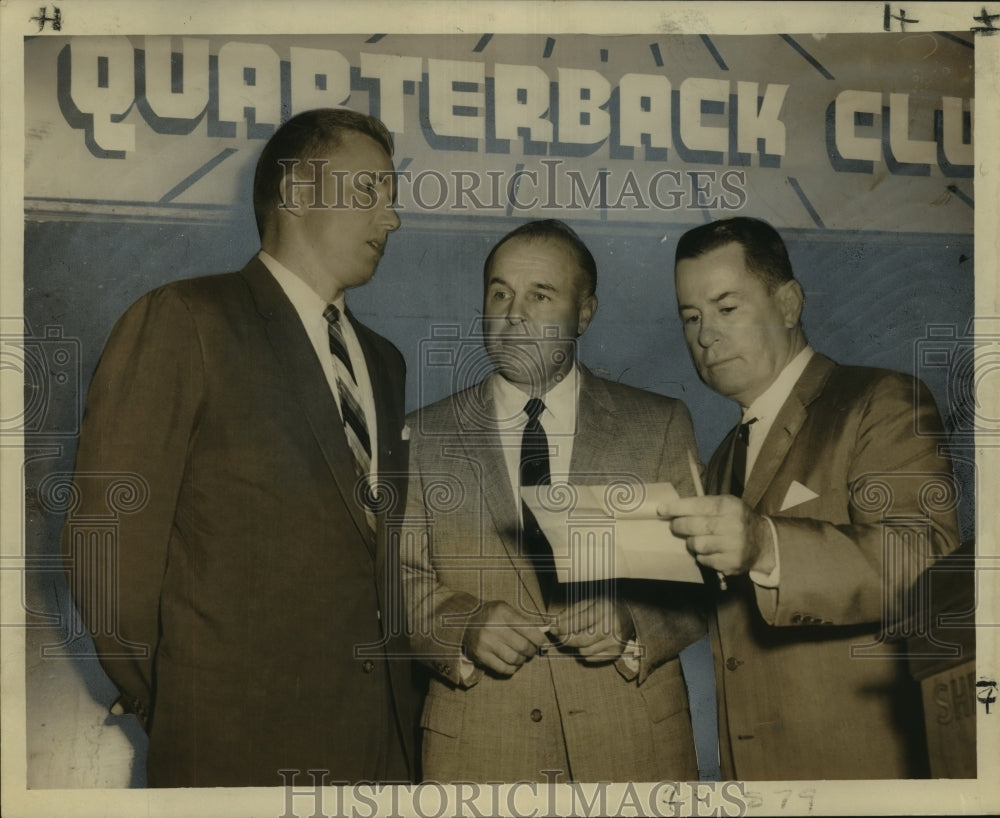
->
[577, 295, 598, 336]
[776, 280, 804, 328]
[277, 170, 306, 218]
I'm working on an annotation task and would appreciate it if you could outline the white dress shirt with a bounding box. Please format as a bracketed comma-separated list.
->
[489, 366, 579, 508]
[259, 251, 379, 478]
[486, 365, 641, 675]
[741, 345, 814, 589]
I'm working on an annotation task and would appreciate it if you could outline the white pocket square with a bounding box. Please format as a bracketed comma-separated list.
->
[401, 424, 411, 441]
[780, 480, 819, 511]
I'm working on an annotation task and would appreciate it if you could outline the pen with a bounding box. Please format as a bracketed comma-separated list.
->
[686, 449, 727, 591]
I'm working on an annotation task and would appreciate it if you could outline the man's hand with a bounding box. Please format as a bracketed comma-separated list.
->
[462, 601, 549, 676]
[549, 595, 636, 663]
[657, 494, 775, 578]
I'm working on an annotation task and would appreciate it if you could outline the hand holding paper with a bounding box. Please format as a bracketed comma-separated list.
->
[521, 481, 703, 584]
[656, 493, 776, 578]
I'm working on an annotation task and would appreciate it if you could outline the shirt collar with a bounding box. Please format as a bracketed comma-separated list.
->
[490, 364, 579, 434]
[742, 346, 815, 425]
[259, 251, 346, 315]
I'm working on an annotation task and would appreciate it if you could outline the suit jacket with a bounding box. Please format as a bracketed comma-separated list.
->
[706, 353, 959, 780]
[401, 367, 706, 782]
[62, 257, 419, 787]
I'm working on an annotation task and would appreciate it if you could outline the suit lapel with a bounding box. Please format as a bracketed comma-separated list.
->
[456, 382, 546, 613]
[741, 400, 807, 509]
[568, 369, 619, 480]
[741, 353, 837, 508]
[241, 259, 375, 550]
[707, 425, 739, 495]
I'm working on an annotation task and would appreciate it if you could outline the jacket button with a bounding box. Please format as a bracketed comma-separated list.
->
[725, 657, 743, 671]
[362, 660, 375, 674]
[530, 709, 542, 722]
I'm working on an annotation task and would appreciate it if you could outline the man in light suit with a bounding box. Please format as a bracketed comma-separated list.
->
[661, 217, 959, 779]
[62, 109, 419, 786]
[402, 219, 705, 782]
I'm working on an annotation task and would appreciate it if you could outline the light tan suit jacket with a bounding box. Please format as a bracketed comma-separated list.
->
[706, 353, 959, 780]
[402, 368, 706, 782]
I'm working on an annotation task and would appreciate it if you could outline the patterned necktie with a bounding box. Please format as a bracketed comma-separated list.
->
[323, 305, 374, 522]
[730, 417, 757, 498]
[520, 398, 555, 603]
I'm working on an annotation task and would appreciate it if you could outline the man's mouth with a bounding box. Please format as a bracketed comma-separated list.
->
[705, 356, 737, 370]
[366, 238, 385, 254]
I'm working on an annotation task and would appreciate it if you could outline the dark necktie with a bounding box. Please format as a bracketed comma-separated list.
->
[520, 398, 555, 604]
[323, 305, 375, 527]
[730, 417, 757, 498]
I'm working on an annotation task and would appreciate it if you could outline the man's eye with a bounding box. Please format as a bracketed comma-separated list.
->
[683, 314, 700, 325]
[531, 292, 550, 302]
[720, 306, 736, 315]
[491, 290, 510, 300]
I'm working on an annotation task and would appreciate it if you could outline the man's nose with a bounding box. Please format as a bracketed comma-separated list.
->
[502, 294, 530, 325]
[380, 201, 401, 232]
[697, 318, 721, 348]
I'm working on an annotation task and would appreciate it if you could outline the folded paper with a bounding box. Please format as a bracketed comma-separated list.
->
[521, 481, 703, 584]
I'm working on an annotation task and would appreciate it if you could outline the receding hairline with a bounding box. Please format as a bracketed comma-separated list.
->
[484, 234, 595, 299]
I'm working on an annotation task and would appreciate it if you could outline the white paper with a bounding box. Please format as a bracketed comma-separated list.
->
[521, 482, 704, 584]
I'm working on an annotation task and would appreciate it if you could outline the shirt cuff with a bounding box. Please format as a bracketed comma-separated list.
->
[620, 639, 642, 676]
[458, 655, 479, 684]
[748, 515, 781, 588]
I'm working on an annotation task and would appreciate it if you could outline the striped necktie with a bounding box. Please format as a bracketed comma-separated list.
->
[323, 305, 374, 523]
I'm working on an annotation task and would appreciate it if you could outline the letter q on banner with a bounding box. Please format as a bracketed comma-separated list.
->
[68, 37, 136, 154]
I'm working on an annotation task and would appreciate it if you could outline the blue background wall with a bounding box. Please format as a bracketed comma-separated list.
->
[22, 207, 975, 785]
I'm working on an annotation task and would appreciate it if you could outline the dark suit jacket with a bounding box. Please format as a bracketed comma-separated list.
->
[62, 257, 419, 787]
[402, 368, 706, 782]
[706, 353, 959, 780]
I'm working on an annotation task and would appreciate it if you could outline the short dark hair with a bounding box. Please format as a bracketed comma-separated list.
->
[674, 217, 794, 292]
[252, 108, 394, 237]
[483, 219, 598, 298]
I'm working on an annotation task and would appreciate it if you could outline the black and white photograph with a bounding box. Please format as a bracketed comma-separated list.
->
[1, 2, 997, 816]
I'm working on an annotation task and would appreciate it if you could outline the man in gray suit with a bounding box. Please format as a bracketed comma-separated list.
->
[63, 109, 419, 787]
[402, 219, 705, 782]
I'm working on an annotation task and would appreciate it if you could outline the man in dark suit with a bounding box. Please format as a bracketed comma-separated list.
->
[402, 220, 705, 782]
[62, 109, 418, 787]
[660, 217, 959, 779]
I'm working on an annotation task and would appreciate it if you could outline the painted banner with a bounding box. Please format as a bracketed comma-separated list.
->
[25, 32, 974, 232]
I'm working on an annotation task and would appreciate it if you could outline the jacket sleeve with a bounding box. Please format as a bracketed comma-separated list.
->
[399, 420, 484, 688]
[760, 372, 960, 627]
[60, 287, 203, 726]
[623, 399, 708, 683]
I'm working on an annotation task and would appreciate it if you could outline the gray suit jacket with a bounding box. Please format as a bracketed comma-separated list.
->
[63, 258, 419, 786]
[706, 353, 959, 780]
[401, 367, 706, 782]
